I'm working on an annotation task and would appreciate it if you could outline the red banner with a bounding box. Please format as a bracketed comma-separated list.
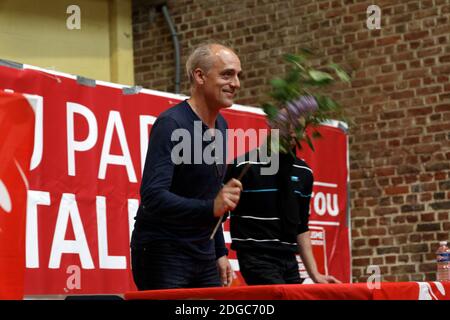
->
[298, 124, 350, 283]
[0, 63, 350, 295]
[0, 91, 35, 299]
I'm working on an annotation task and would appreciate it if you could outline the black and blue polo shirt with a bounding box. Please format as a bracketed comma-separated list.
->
[226, 148, 313, 253]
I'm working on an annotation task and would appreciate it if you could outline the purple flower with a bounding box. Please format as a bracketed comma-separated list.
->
[275, 110, 288, 122]
[286, 96, 318, 118]
[270, 96, 318, 141]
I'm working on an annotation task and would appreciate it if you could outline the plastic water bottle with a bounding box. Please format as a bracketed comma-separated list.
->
[436, 241, 450, 282]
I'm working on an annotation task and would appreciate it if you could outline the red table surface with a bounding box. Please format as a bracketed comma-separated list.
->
[125, 282, 450, 300]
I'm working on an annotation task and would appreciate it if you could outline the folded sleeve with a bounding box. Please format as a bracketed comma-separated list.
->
[214, 223, 228, 259]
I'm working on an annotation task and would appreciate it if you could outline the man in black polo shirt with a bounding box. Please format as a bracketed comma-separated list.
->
[130, 43, 243, 290]
[227, 142, 341, 285]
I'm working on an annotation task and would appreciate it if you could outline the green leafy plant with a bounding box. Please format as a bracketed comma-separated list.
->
[262, 50, 351, 154]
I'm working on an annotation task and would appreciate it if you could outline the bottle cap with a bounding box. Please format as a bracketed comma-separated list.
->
[439, 241, 447, 246]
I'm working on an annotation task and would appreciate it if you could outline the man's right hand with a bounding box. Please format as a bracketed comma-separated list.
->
[213, 178, 242, 217]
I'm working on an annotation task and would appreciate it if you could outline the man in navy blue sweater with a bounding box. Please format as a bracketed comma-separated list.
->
[130, 43, 243, 290]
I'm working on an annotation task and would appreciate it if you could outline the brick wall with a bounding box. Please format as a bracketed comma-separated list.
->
[132, 0, 450, 282]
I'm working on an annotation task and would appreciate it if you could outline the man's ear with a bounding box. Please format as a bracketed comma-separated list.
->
[192, 68, 205, 85]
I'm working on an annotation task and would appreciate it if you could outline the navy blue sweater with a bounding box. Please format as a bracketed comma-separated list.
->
[131, 100, 228, 260]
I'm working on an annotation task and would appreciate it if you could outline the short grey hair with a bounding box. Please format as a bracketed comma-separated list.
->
[185, 42, 232, 84]
[185, 44, 215, 84]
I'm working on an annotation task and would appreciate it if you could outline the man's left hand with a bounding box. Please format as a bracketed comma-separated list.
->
[217, 256, 234, 287]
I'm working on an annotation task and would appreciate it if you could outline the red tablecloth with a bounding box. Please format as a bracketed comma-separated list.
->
[125, 282, 450, 300]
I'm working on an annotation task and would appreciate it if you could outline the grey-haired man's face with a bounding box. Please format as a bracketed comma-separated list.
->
[197, 47, 242, 109]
